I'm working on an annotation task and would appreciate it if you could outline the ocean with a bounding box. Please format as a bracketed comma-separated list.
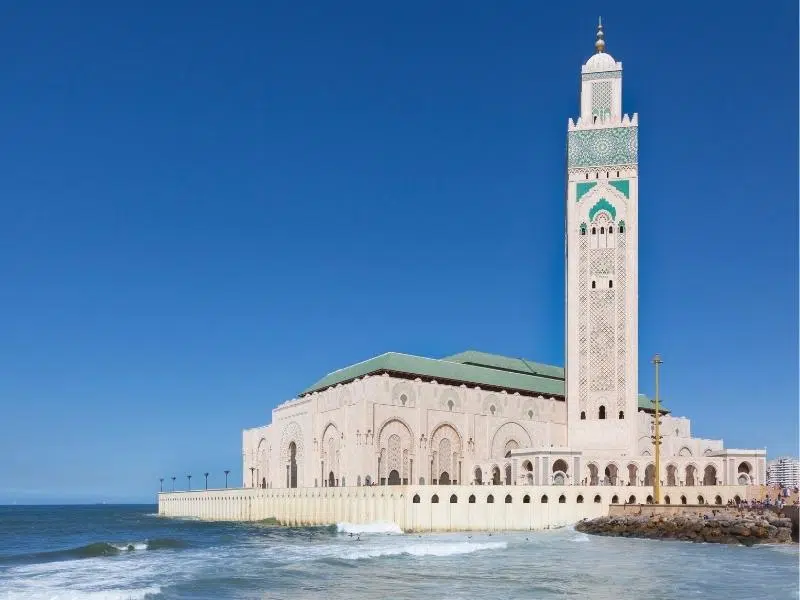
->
[0, 504, 796, 600]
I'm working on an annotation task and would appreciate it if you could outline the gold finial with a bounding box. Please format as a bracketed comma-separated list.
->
[595, 17, 606, 53]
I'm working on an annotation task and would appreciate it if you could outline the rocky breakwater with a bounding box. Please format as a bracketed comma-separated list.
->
[576, 512, 795, 546]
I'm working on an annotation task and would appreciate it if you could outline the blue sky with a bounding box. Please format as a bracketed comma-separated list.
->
[0, 2, 796, 504]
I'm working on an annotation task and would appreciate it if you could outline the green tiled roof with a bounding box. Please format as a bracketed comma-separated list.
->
[300, 351, 565, 398]
[638, 393, 670, 414]
[442, 350, 565, 380]
[299, 349, 671, 414]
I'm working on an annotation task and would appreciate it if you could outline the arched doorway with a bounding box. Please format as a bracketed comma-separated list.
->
[474, 466, 483, 485]
[703, 465, 717, 486]
[666, 464, 677, 486]
[522, 460, 533, 485]
[492, 466, 501, 485]
[627, 464, 638, 486]
[388, 469, 401, 485]
[685, 465, 696, 487]
[644, 464, 655, 486]
[439, 472, 451, 485]
[588, 464, 599, 486]
[288, 442, 298, 488]
[604, 464, 618, 485]
[737, 462, 751, 485]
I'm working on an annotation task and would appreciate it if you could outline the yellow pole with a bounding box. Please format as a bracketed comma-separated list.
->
[652, 354, 663, 504]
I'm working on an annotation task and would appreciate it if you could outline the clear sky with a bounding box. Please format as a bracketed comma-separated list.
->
[0, 1, 797, 504]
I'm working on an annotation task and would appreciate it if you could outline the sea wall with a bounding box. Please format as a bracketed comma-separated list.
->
[157, 484, 749, 532]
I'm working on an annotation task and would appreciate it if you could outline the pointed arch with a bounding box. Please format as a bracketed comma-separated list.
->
[490, 421, 532, 459]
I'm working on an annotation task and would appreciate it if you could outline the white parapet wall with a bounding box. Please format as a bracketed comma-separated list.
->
[157, 484, 750, 532]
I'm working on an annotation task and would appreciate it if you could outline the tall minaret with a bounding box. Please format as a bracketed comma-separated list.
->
[565, 20, 639, 457]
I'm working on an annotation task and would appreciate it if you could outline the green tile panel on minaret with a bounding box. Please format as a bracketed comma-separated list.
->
[567, 126, 638, 168]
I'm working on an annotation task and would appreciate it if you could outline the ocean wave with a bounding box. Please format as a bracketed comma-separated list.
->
[0, 538, 188, 565]
[336, 522, 403, 535]
[0, 584, 162, 600]
[336, 540, 507, 560]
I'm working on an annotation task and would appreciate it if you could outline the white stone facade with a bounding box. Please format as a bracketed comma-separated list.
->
[238, 25, 765, 499]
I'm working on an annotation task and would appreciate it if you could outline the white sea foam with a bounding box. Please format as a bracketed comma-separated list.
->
[1, 584, 161, 600]
[336, 522, 403, 535]
[336, 540, 507, 560]
[111, 542, 148, 552]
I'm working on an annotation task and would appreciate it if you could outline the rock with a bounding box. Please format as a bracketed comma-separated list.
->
[577, 511, 795, 546]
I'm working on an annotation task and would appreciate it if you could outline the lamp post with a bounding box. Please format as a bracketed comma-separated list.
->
[224, 470, 230, 488]
[204, 472, 209, 490]
[187, 474, 192, 491]
[171, 476, 176, 491]
[159, 478, 164, 492]
[250, 467, 255, 488]
[651, 354, 663, 504]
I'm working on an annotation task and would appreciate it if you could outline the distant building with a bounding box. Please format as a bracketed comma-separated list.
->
[767, 457, 800, 488]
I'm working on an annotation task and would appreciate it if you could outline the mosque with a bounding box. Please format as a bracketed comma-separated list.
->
[241, 22, 765, 497]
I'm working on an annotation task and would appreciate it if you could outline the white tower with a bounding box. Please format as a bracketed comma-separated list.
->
[566, 21, 639, 456]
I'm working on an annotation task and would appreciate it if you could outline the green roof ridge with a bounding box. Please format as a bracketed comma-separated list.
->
[300, 350, 565, 398]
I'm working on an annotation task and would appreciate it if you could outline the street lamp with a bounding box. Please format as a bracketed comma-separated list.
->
[187, 474, 192, 491]
[651, 353, 663, 505]
[250, 467, 255, 488]
[159, 478, 164, 492]
[204, 472, 209, 490]
[171, 476, 176, 491]
[224, 470, 230, 488]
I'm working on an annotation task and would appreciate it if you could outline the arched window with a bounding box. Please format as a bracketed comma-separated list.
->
[468, 494, 476, 504]
[628, 495, 636, 504]
[618, 411, 624, 419]
[609, 226, 614, 233]
[505, 494, 512, 504]
[646, 495, 654, 504]
[611, 495, 619, 504]
[609, 280, 613, 289]
[664, 495, 671, 504]
[593, 495, 601, 503]
[523, 495, 531, 504]
[450, 494, 458, 504]
[288, 442, 298, 488]
[697, 495, 705, 505]
[600, 227, 605, 234]
[412, 494, 420, 503]
[599, 405, 606, 420]
[431, 494, 439, 504]
[619, 223, 625, 233]
[487, 494, 495, 504]
[715, 495, 722, 505]
[447, 399, 454, 411]
[558, 495, 566, 504]
[580, 411, 586, 420]
[591, 281, 596, 289]
[577, 495, 584, 503]
[592, 227, 596, 235]
[680, 495, 687, 505]
[580, 225, 587, 235]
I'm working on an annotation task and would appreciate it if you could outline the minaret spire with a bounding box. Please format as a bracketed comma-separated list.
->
[595, 17, 606, 54]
